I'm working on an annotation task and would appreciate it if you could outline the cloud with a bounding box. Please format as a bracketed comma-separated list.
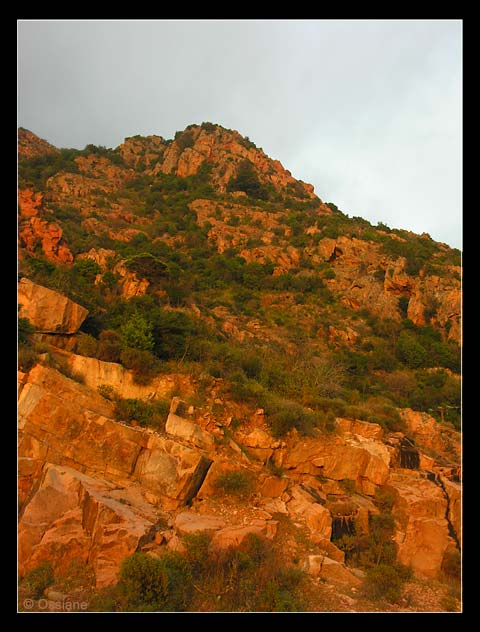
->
[18, 19, 462, 248]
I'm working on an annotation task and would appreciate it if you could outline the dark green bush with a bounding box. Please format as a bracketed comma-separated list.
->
[212, 471, 253, 496]
[118, 552, 192, 611]
[18, 315, 35, 343]
[363, 563, 411, 603]
[97, 329, 123, 362]
[75, 333, 98, 358]
[441, 548, 461, 580]
[23, 562, 54, 599]
[227, 159, 269, 200]
[114, 398, 169, 430]
[18, 344, 38, 371]
[398, 296, 410, 318]
[120, 312, 155, 352]
[119, 347, 158, 384]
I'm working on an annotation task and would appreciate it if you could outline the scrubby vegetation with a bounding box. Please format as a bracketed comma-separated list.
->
[18, 125, 461, 437]
[334, 486, 413, 604]
[90, 533, 305, 612]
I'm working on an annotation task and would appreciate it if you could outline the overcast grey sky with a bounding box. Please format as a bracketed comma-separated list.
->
[18, 19, 462, 249]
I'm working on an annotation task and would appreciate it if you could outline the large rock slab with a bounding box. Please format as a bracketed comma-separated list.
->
[165, 412, 214, 450]
[388, 472, 455, 577]
[287, 485, 332, 539]
[18, 464, 156, 588]
[64, 351, 195, 401]
[304, 555, 362, 586]
[174, 512, 225, 535]
[284, 434, 390, 494]
[18, 278, 88, 334]
[18, 365, 212, 506]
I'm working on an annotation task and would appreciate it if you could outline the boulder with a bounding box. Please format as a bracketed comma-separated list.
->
[210, 525, 265, 550]
[18, 278, 87, 334]
[388, 472, 455, 577]
[18, 457, 44, 509]
[18, 464, 156, 588]
[165, 412, 214, 450]
[304, 555, 362, 586]
[399, 408, 461, 460]
[439, 475, 461, 546]
[335, 418, 384, 441]
[258, 475, 289, 498]
[287, 485, 332, 539]
[284, 434, 390, 493]
[64, 351, 195, 401]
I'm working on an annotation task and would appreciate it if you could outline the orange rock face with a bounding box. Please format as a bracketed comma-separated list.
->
[18, 463, 157, 587]
[18, 189, 43, 218]
[18, 128, 59, 161]
[388, 472, 456, 577]
[18, 278, 88, 334]
[18, 189, 74, 265]
[152, 125, 316, 199]
[18, 364, 212, 504]
[399, 408, 461, 460]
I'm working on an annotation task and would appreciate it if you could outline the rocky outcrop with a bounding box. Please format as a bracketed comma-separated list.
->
[165, 398, 214, 450]
[18, 128, 59, 161]
[150, 124, 316, 199]
[283, 432, 391, 495]
[287, 485, 332, 540]
[387, 472, 456, 577]
[61, 350, 195, 401]
[335, 418, 384, 441]
[18, 365, 212, 507]
[438, 475, 461, 546]
[174, 512, 225, 535]
[399, 408, 461, 460]
[118, 135, 167, 169]
[18, 189, 74, 265]
[18, 278, 88, 334]
[18, 463, 158, 587]
[77, 248, 149, 298]
[304, 554, 362, 586]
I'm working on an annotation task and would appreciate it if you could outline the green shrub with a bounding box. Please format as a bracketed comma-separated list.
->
[97, 384, 117, 400]
[114, 398, 169, 430]
[212, 471, 253, 496]
[18, 315, 35, 343]
[441, 549, 461, 580]
[374, 486, 396, 512]
[227, 159, 269, 200]
[120, 313, 155, 352]
[395, 330, 427, 368]
[76, 333, 98, 357]
[23, 562, 54, 599]
[118, 552, 192, 611]
[265, 398, 316, 437]
[18, 344, 38, 372]
[363, 563, 411, 603]
[398, 296, 410, 318]
[97, 329, 123, 362]
[119, 347, 158, 384]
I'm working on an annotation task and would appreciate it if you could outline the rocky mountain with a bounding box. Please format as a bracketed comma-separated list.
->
[17, 124, 462, 612]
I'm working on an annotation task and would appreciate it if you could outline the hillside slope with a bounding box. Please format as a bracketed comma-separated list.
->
[17, 124, 461, 612]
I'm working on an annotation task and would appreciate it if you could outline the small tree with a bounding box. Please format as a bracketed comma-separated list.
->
[120, 313, 154, 352]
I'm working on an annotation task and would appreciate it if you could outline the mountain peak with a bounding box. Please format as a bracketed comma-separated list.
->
[118, 122, 316, 200]
[18, 128, 59, 161]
